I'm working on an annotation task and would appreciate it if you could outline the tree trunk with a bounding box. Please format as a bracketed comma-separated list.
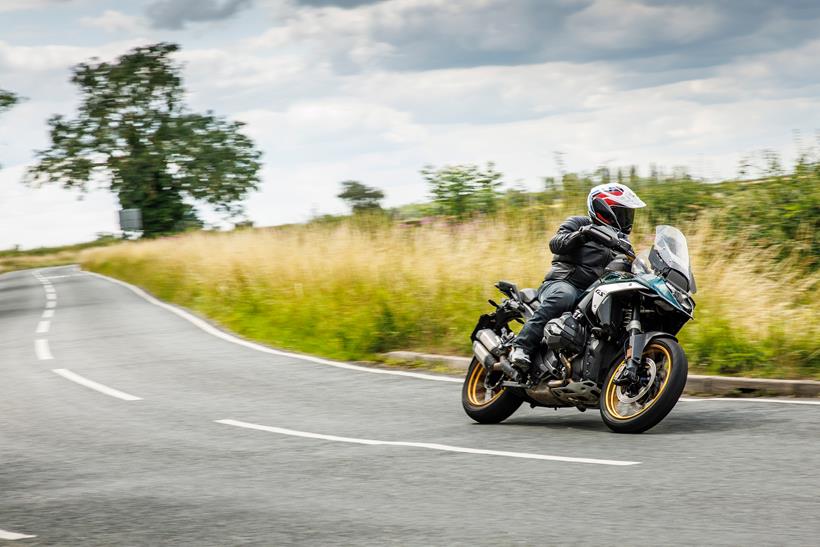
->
[118, 170, 200, 237]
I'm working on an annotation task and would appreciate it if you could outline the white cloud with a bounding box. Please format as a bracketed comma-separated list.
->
[80, 10, 148, 34]
[0, 40, 98, 72]
[233, 100, 426, 167]
[343, 61, 619, 124]
[566, 0, 722, 49]
[0, 0, 70, 13]
[0, 38, 147, 73]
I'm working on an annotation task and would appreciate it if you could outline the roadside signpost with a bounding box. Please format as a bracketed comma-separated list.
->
[118, 208, 142, 238]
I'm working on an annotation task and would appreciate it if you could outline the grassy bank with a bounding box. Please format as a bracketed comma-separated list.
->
[80, 216, 819, 379]
[0, 238, 119, 274]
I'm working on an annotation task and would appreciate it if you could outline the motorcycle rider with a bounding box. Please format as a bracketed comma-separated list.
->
[509, 183, 646, 381]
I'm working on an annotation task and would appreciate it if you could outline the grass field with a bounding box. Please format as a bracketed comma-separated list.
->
[79, 215, 820, 379]
[0, 238, 119, 274]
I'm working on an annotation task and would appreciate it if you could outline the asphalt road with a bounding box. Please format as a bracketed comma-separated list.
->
[1, 266, 818, 546]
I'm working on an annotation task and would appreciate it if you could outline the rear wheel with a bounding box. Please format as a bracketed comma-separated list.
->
[462, 358, 523, 424]
[600, 337, 687, 434]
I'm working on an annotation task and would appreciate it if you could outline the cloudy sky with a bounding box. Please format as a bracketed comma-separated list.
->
[1, 0, 819, 248]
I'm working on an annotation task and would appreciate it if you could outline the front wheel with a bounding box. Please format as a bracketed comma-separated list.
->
[462, 358, 523, 424]
[600, 337, 688, 434]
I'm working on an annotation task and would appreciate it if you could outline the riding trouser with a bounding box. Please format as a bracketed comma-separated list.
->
[512, 280, 581, 354]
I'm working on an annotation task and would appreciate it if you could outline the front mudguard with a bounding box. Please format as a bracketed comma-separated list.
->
[600, 331, 678, 383]
[632, 331, 677, 356]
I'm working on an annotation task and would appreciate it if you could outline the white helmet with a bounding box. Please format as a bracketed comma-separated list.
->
[587, 183, 646, 234]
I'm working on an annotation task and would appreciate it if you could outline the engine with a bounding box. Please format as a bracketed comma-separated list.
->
[544, 312, 586, 355]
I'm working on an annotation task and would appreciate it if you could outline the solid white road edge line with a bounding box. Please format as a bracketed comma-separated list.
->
[215, 419, 640, 466]
[680, 397, 820, 406]
[42, 309, 55, 319]
[34, 339, 53, 360]
[0, 529, 36, 540]
[36, 320, 50, 334]
[52, 369, 143, 401]
[86, 271, 462, 384]
[85, 271, 820, 402]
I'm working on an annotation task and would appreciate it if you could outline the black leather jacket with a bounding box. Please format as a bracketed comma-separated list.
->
[544, 216, 623, 290]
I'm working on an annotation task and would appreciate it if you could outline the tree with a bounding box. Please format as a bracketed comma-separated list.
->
[0, 89, 18, 114]
[422, 162, 503, 218]
[628, 165, 639, 186]
[0, 89, 20, 169]
[26, 43, 262, 236]
[337, 180, 384, 213]
[594, 166, 611, 184]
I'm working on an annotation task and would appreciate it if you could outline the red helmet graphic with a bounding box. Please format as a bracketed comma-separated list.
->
[587, 183, 646, 234]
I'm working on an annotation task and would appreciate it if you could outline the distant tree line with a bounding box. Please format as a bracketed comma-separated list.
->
[337, 162, 504, 219]
[337, 150, 819, 269]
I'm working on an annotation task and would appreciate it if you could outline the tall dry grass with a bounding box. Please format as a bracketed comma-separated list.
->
[80, 216, 820, 379]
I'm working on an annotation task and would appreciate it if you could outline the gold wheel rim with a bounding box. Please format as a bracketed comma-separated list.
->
[466, 361, 505, 407]
[604, 344, 672, 420]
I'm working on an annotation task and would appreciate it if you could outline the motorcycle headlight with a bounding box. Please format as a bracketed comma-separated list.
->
[665, 281, 692, 310]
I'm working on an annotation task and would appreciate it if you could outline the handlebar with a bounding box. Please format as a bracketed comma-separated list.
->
[586, 224, 635, 258]
[616, 239, 636, 259]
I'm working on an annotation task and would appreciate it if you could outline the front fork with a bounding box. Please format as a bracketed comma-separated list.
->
[617, 301, 645, 385]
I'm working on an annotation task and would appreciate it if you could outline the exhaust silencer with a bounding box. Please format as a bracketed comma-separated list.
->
[472, 340, 496, 368]
[472, 329, 504, 369]
[476, 329, 503, 356]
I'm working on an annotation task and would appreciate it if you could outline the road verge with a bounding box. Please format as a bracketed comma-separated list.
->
[382, 351, 820, 398]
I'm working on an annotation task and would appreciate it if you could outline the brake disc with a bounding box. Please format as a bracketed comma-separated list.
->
[616, 358, 657, 404]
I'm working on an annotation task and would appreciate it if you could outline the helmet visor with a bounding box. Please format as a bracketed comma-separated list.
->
[613, 206, 635, 233]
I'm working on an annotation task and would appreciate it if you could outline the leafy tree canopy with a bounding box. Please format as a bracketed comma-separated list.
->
[422, 162, 503, 218]
[0, 89, 19, 113]
[0, 88, 21, 169]
[26, 43, 262, 236]
[338, 180, 385, 213]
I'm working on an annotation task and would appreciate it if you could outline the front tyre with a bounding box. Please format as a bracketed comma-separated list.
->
[462, 358, 523, 424]
[600, 337, 688, 434]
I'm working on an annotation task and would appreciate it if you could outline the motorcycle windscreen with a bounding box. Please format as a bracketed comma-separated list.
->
[649, 225, 697, 293]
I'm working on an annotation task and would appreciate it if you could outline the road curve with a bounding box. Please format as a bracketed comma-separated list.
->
[1, 266, 818, 546]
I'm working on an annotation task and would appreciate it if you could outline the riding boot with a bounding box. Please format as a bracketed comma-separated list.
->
[509, 347, 531, 374]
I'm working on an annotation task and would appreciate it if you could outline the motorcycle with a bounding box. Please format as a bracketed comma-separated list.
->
[462, 224, 696, 433]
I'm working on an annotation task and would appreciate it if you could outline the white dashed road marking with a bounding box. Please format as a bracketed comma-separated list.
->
[32, 271, 58, 361]
[35, 339, 53, 360]
[52, 369, 143, 401]
[216, 419, 641, 466]
[0, 529, 36, 540]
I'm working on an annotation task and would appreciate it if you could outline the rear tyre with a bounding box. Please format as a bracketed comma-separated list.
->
[462, 358, 523, 424]
[600, 337, 687, 434]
